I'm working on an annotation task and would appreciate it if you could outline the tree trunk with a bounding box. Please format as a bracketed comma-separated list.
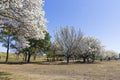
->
[87, 58, 90, 62]
[6, 47, 9, 63]
[83, 57, 86, 63]
[27, 52, 31, 63]
[66, 52, 70, 64]
[5, 35, 10, 63]
[67, 57, 69, 64]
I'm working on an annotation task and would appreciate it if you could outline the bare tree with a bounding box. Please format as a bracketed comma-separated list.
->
[54, 26, 83, 64]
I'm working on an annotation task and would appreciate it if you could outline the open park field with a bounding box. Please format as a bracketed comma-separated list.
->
[1, 0, 120, 80]
[0, 61, 120, 80]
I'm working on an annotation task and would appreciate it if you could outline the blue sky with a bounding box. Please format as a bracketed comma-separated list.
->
[44, 0, 120, 53]
[0, 0, 120, 53]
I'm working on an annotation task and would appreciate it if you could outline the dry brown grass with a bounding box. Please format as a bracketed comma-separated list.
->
[0, 61, 120, 80]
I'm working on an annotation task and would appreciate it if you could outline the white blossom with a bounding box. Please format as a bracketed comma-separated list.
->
[77, 36, 104, 55]
[0, 0, 47, 49]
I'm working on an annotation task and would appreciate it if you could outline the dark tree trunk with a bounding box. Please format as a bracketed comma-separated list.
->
[27, 52, 31, 63]
[66, 52, 70, 64]
[67, 57, 69, 64]
[6, 47, 9, 63]
[87, 58, 90, 62]
[5, 35, 10, 63]
[83, 57, 86, 63]
[100, 58, 102, 62]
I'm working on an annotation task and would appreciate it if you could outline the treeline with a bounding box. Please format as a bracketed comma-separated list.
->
[47, 26, 118, 63]
[0, 26, 118, 64]
[0, 0, 118, 64]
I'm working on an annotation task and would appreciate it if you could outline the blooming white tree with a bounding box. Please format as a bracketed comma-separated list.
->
[102, 50, 118, 60]
[0, 0, 47, 49]
[77, 36, 104, 62]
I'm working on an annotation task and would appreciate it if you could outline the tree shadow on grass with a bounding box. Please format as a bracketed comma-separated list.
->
[0, 71, 11, 80]
[0, 61, 101, 65]
[0, 61, 27, 65]
[74, 61, 101, 64]
[0, 61, 67, 65]
[0, 72, 11, 76]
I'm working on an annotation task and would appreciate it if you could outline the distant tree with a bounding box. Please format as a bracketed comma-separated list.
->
[77, 36, 104, 63]
[54, 26, 83, 64]
[48, 40, 63, 61]
[103, 50, 118, 60]
[21, 32, 51, 63]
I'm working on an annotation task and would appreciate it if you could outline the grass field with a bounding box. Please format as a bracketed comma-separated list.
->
[0, 52, 46, 63]
[0, 61, 120, 80]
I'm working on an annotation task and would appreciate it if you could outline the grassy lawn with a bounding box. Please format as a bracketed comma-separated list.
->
[0, 61, 120, 80]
